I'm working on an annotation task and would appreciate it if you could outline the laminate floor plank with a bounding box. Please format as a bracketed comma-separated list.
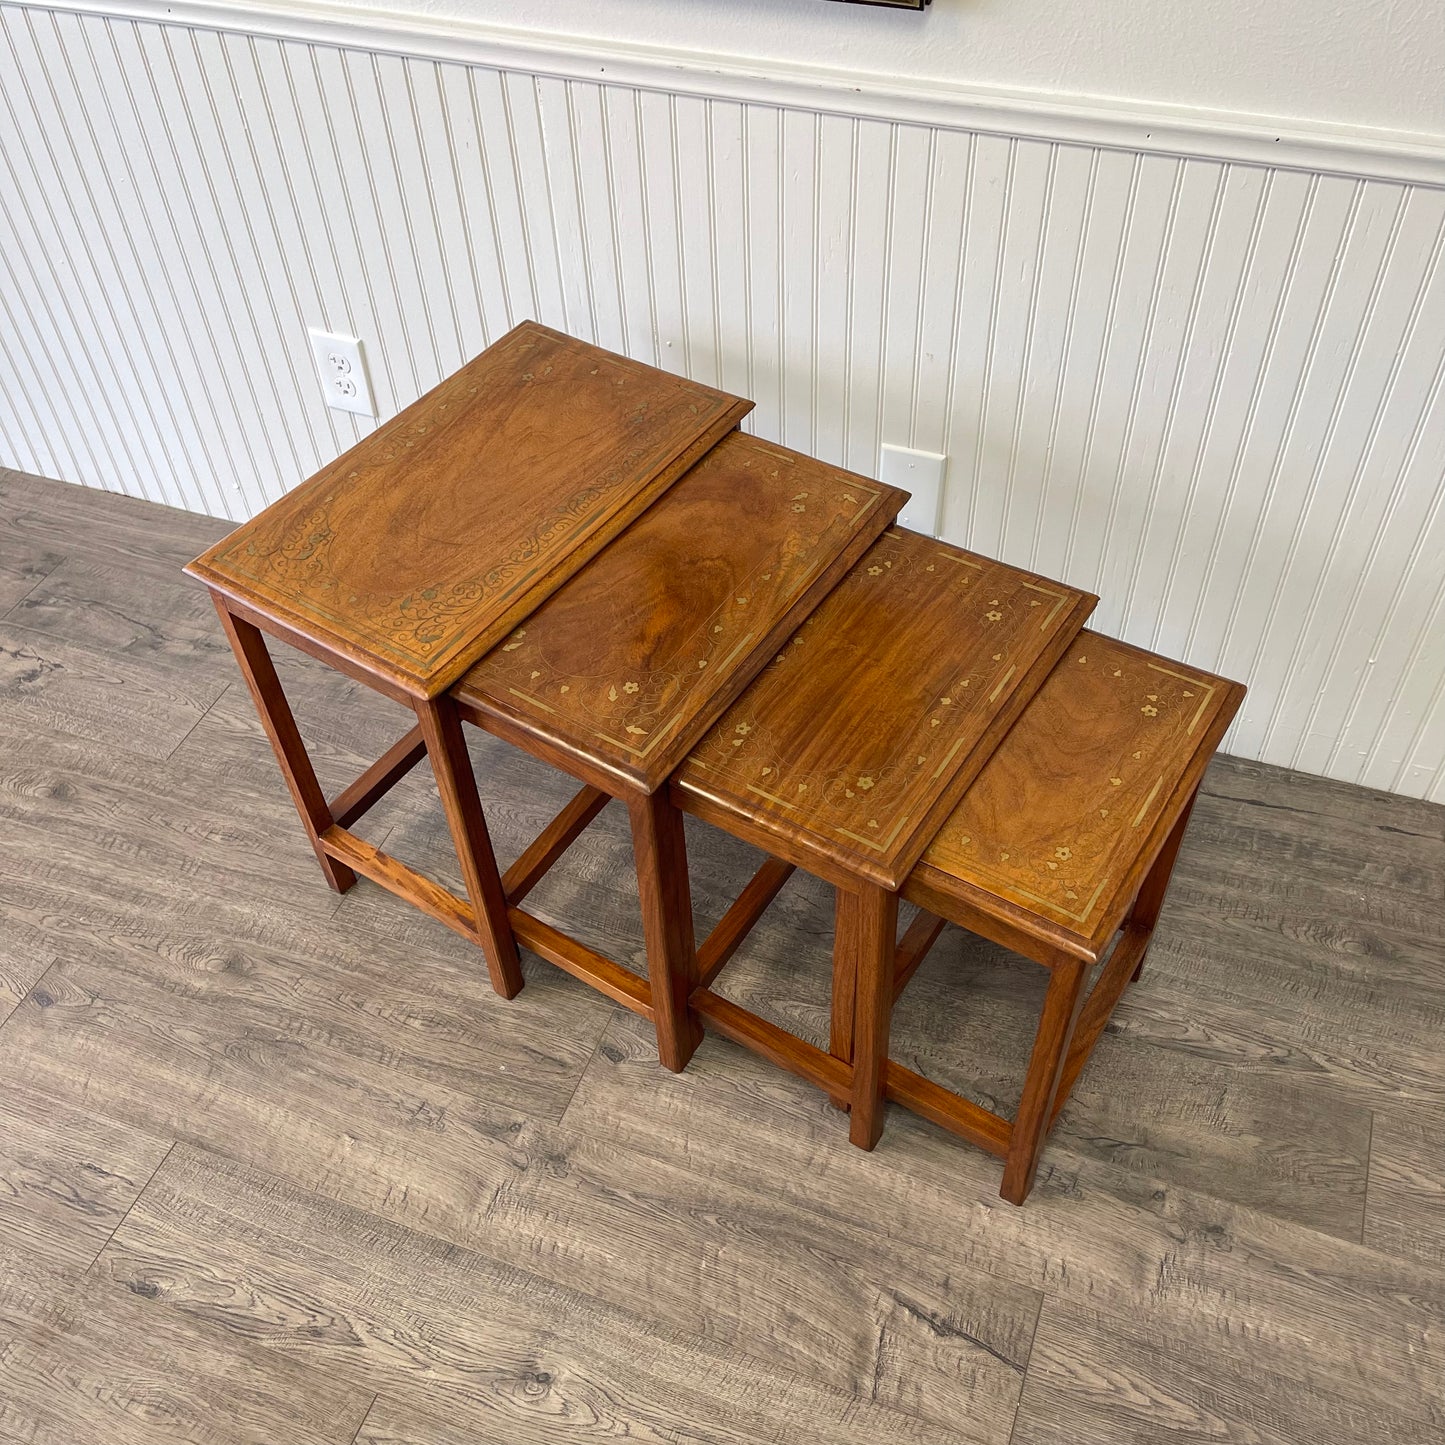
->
[0, 530, 64, 617]
[1364, 1107, 1445, 1268]
[0, 719, 344, 928]
[0, 1081, 171, 1272]
[0, 1070, 368, 1445]
[1009, 1296, 1438, 1445]
[565, 1011, 1445, 1434]
[6, 554, 235, 669]
[2, 469, 1443, 1443]
[0, 874, 616, 1230]
[99, 1143, 972, 1445]
[0, 467, 230, 575]
[0, 621, 226, 763]
[0, 1250, 373, 1445]
[0, 917, 54, 1027]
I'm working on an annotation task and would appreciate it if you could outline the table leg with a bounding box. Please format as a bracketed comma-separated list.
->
[628, 790, 703, 1073]
[413, 696, 524, 1000]
[841, 884, 899, 1150]
[211, 595, 356, 894]
[826, 902, 857, 1111]
[1127, 790, 1198, 982]
[1000, 957, 1088, 1204]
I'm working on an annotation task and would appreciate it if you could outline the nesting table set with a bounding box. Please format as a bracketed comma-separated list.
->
[187, 323, 1244, 1205]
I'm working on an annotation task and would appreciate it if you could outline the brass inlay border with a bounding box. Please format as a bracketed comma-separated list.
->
[987, 663, 1018, 704]
[1021, 579, 1070, 632]
[836, 813, 914, 853]
[750, 444, 797, 465]
[591, 633, 760, 757]
[508, 687, 555, 714]
[1147, 661, 1216, 734]
[1008, 876, 1111, 925]
[931, 735, 968, 783]
[1131, 775, 1165, 828]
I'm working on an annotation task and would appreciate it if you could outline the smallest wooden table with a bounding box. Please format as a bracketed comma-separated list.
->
[849, 630, 1245, 1202]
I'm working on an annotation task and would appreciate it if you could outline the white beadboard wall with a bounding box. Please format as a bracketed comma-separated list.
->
[1, 3, 1444, 801]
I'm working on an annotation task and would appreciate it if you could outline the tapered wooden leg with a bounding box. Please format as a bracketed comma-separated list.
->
[413, 696, 524, 1000]
[1000, 957, 1088, 1204]
[211, 595, 356, 894]
[628, 790, 703, 1073]
[1128, 790, 1198, 982]
[842, 884, 899, 1150]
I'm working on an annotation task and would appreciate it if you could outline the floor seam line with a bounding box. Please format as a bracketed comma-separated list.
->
[164, 678, 232, 762]
[86, 1139, 179, 1276]
[348, 1392, 381, 1445]
[1006, 1287, 1050, 1445]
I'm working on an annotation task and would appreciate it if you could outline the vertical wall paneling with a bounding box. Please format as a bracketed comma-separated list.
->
[0, 2, 1442, 800]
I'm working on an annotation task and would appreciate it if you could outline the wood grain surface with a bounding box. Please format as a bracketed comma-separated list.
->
[674, 526, 1096, 888]
[453, 431, 905, 791]
[911, 630, 1246, 960]
[186, 322, 750, 697]
[2, 467, 1443, 1444]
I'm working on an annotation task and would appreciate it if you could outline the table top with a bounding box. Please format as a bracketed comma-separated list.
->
[452, 432, 907, 793]
[910, 631, 1245, 960]
[186, 322, 751, 698]
[672, 527, 1097, 890]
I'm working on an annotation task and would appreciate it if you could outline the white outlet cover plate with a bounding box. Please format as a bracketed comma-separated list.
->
[309, 329, 376, 418]
[881, 444, 946, 536]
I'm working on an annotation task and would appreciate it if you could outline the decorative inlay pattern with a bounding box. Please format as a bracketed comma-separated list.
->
[189, 322, 745, 685]
[455, 433, 902, 785]
[921, 633, 1235, 932]
[676, 528, 1093, 882]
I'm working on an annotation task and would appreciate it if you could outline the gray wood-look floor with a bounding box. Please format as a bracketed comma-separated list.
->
[1, 464, 1443, 1445]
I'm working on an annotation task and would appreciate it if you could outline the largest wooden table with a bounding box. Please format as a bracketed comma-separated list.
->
[186, 322, 751, 996]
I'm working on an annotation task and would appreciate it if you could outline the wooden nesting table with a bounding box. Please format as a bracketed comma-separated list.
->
[185, 321, 751, 997]
[450, 431, 905, 1067]
[188, 323, 1245, 1206]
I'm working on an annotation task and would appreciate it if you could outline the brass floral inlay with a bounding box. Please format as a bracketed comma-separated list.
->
[470, 436, 888, 764]
[926, 643, 1225, 930]
[683, 533, 1088, 865]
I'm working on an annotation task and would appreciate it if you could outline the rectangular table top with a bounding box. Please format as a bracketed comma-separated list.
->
[186, 322, 751, 698]
[672, 527, 1097, 890]
[909, 630, 1245, 960]
[451, 431, 906, 793]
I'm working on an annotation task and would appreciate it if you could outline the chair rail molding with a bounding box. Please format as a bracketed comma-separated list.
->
[2, 0, 1444, 801]
[19, 0, 1445, 187]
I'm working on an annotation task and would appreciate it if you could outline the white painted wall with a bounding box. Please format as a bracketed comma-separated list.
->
[1, 0, 1443, 802]
[394, 0, 1445, 139]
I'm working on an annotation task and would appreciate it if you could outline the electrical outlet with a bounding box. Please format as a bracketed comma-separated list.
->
[309, 329, 375, 417]
[881, 444, 946, 536]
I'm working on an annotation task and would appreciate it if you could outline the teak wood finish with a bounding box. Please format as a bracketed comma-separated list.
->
[185, 323, 749, 991]
[448, 432, 906, 1065]
[673, 628, 1243, 1204]
[186, 322, 750, 701]
[673, 527, 1098, 891]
